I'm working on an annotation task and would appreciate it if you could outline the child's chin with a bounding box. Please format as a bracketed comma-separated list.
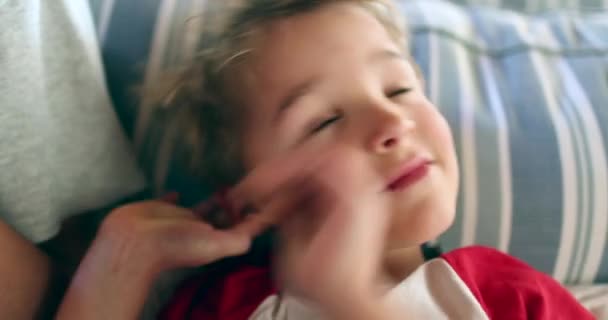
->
[389, 208, 455, 247]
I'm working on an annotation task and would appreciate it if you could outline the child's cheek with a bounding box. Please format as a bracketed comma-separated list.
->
[418, 102, 455, 154]
[277, 113, 314, 148]
[315, 144, 378, 199]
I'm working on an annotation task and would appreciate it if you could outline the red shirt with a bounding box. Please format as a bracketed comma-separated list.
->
[159, 246, 594, 320]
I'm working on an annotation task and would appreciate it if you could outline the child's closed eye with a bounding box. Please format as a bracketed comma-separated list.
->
[303, 87, 412, 137]
[387, 87, 413, 99]
[309, 113, 342, 135]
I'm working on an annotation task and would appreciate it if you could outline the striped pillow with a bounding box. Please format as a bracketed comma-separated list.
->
[91, 0, 608, 285]
[448, 0, 608, 13]
[402, 0, 608, 284]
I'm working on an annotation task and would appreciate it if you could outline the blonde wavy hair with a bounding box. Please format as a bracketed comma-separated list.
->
[143, 0, 409, 190]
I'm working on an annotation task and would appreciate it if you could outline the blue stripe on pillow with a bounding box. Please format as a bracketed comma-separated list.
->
[98, 0, 163, 136]
[566, 55, 608, 283]
[475, 55, 511, 251]
[502, 52, 566, 276]
[445, 0, 608, 13]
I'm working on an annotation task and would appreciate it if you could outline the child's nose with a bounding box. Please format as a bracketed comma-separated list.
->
[368, 110, 415, 154]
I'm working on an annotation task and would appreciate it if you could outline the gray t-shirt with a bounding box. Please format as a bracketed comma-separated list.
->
[0, 2, 187, 318]
[0, 0, 145, 243]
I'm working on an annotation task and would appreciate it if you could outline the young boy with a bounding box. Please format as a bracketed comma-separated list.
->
[136, 0, 594, 319]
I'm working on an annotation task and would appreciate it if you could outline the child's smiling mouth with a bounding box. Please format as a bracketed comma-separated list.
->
[386, 156, 433, 192]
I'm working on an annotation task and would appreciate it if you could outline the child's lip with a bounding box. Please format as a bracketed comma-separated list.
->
[386, 156, 433, 192]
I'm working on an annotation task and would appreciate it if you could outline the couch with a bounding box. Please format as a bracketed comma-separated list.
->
[2, 0, 607, 318]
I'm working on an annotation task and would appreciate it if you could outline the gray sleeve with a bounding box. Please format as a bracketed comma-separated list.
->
[0, 0, 145, 243]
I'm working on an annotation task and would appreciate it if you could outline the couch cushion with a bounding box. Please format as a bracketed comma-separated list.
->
[448, 0, 608, 13]
[402, 0, 608, 284]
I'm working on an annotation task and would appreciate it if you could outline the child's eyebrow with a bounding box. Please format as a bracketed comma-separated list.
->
[272, 49, 403, 123]
[369, 48, 405, 64]
[274, 78, 319, 123]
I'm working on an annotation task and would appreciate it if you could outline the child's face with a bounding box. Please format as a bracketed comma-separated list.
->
[237, 3, 459, 249]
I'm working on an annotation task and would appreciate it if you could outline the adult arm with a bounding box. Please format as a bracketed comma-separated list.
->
[0, 219, 66, 320]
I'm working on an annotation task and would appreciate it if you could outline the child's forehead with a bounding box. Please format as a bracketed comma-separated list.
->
[222, 2, 410, 118]
[247, 4, 402, 74]
[260, 3, 393, 45]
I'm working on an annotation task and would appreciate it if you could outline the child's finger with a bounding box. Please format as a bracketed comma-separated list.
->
[228, 142, 330, 214]
[230, 143, 371, 237]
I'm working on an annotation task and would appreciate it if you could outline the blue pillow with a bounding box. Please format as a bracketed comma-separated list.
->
[447, 0, 608, 13]
[402, 0, 608, 284]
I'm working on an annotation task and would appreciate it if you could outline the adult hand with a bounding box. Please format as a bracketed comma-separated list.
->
[56, 195, 264, 320]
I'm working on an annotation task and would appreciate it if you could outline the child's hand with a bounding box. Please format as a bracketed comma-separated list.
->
[227, 141, 336, 235]
[277, 170, 393, 312]
[230, 143, 401, 317]
[273, 173, 408, 320]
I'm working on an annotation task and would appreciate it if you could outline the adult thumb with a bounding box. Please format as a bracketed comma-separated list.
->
[174, 226, 253, 267]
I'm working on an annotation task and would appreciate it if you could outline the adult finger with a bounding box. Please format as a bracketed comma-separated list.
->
[167, 223, 252, 267]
